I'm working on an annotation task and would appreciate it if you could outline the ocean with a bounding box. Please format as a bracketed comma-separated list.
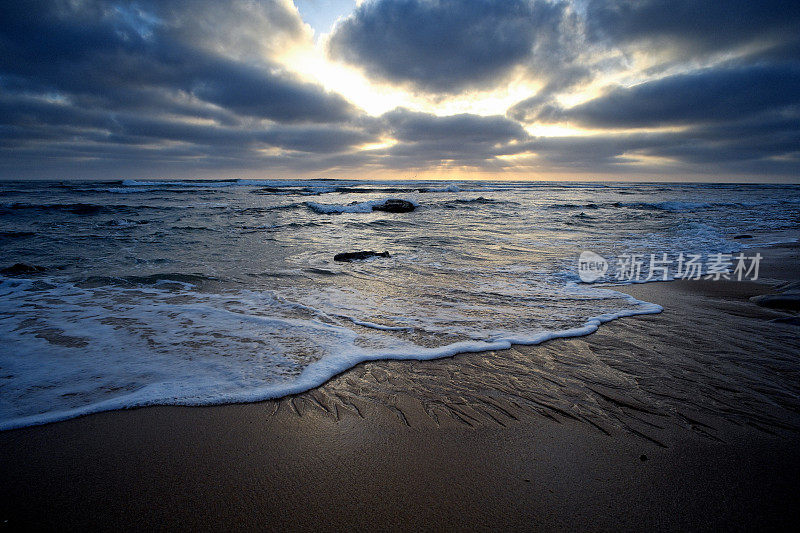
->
[1, 179, 799, 429]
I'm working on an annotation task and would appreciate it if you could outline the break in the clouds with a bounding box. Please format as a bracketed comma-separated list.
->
[0, 0, 799, 179]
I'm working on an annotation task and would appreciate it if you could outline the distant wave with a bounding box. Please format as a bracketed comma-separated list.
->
[235, 203, 304, 216]
[251, 186, 329, 196]
[439, 197, 517, 207]
[344, 219, 416, 229]
[74, 272, 223, 289]
[418, 184, 461, 193]
[120, 179, 239, 187]
[547, 201, 704, 211]
[0, 202, 229, 214]
[548, 198, 800, 212]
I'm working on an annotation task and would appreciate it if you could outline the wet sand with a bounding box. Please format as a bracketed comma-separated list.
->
[1, 243, 799, 531]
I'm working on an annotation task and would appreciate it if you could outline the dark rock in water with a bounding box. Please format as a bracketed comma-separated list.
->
[334, 251, 390, 262]
[372, 199, 416, 213]
[1, 263, 46, 275]
[733, 234, 754, 239]
[750, 293, 800, 311]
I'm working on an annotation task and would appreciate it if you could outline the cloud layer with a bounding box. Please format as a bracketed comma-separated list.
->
[0, 0, 371, 177]
[0, 0, 798, 179]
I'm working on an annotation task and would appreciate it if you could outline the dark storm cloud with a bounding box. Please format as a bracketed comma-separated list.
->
[501, 1, 800, 178]
[188, 62, 357, 123]
[534, 63, 800, 128]
[0, 90, 375, 153]
[328, 0, 574, 93]
[249, 109, 535, 172]
[1, 0, 799, 179]
[0, 1, 357, 124]
[383, 108, 528, 143]
[519, 111, 800, 176]
[375, 108, 529, 167]
[585, 0, 800, 56]
[508, 0, 800, 125]
[0, 0, 379, 178]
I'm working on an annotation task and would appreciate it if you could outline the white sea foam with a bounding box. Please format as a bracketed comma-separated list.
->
[0, 273, 661, 431]
[307, 200, 380, 213]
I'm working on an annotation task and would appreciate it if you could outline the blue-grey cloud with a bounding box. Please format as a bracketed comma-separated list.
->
[0, 0, 384, 178]
[328, 0, 574, 93]
[377, 108, 529, 167]
[383, 108, 528, 143]
[503, 0, 800, 179]
[535, 63, 800, 128]
[1, 0, 799, 179]
[0, 1, 357, 124]
[586, 0, 800, 56]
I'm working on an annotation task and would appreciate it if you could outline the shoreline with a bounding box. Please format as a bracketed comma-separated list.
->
[0, 291, 663, 432]
[6, 236, 789, 432]
[1, 242, 799, 530]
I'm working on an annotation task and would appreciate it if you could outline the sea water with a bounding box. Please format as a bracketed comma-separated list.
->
[1, 180, 798, 429]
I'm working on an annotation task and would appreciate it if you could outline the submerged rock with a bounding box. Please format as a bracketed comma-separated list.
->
[1, 263, 46, 275]
[372, 199, 416, 213]
[334, 251, 390, 262]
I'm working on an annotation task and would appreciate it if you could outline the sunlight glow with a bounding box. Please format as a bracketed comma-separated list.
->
[357, 138, 398, 151]
[278, 36, 546, 118]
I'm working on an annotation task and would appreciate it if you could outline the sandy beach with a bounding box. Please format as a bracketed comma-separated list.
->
[3, 0, 799, 530]
[2, 242, 799, 531]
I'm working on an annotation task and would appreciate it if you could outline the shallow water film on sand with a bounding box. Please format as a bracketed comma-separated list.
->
[1, 180, 799, 428]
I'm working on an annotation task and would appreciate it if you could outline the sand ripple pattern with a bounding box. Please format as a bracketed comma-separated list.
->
[283, 282, 800, 445]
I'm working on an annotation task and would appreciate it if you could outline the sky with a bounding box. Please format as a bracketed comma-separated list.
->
[0, 0, 798, 181]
